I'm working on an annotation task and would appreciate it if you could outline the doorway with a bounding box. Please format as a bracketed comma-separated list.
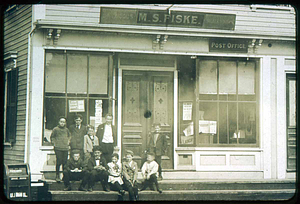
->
[122, 70, 174, 169]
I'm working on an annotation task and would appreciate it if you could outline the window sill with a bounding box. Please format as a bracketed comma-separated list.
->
[4, 142, 12, 148]
[39, 146, 54, 151]
[175, 147, 263, 152]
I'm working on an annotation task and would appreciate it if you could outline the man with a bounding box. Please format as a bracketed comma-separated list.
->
[69, 114, 87, 159]
[147, 123, 167, 180]
[86, 146, 110, 192]
[96, 113, 117, 163]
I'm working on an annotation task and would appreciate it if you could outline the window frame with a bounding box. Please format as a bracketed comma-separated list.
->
[42, 50, 113, 146]
[178, 57, 260, 147]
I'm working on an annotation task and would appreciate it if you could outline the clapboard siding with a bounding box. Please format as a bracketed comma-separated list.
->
[42, 4, 295, 38]
[4, 5, 32, 165]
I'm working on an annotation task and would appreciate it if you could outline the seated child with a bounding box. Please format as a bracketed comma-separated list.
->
[83, 125, 99, 162]
[122, 150, 139, 201]
[62, 150, 88, 191]
[140, 152, 162, 193]
[107, 153, 125, 196]
[86, 146, 110, 192]
[50, 116, 71, 183]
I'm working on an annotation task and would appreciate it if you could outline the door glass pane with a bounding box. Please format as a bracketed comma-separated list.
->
[199, 60, 217, 94]
[219, 61, 236, 94]
[89, 55, 108, 94]
[43, 98, 66, 145]
[238, 61, 255, 95]
[289, 80, 296, 127]
[67, 54, 87, 93]
[45, 52, 66, 93]
[198, 102, 217, 145]
[238, 103, 256, 144]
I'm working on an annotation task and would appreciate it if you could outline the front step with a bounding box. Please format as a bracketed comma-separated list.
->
[50, 189, 296, 201]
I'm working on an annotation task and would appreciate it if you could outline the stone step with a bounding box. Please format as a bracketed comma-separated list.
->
[48, 179, 296, 191]
[50, 189, 296, 201]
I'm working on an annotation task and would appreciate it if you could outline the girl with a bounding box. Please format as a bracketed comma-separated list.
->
[107, 153, 125, 196]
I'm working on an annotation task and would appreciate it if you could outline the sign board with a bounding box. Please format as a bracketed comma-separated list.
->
[209, 38, 249, 53]
[100, 7, 236, 30]
[69, 100, 85, 112]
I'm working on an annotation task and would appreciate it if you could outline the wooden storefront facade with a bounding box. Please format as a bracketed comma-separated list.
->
[3, 4, 296, 181]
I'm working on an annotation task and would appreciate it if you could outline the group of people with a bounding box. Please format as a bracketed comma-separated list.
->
[50, 113, 168, 201]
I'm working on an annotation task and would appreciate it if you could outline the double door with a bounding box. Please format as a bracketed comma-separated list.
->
[122, 70, 173, 169]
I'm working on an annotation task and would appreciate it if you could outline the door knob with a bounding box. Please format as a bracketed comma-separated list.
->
[144, 110, 152, 118]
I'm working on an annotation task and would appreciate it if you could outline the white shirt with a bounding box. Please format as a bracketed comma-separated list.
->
[141, 160, 159, 177]
[102, 124, 114, 143]
[96, 159, 100, 166]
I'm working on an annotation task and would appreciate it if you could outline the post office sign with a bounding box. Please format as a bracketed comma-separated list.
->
[209, 38, 249, 53]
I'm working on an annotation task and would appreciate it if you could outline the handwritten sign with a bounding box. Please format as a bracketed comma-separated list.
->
[69, 100, 85, 112]
[183, 102, 192, 120]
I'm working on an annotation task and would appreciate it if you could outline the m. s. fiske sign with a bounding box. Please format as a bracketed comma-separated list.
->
[100, 7, 236, 30]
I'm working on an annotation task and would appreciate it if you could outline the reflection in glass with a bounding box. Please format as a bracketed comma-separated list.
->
[199, 60, 217, 94]
[219, 61, 236, 94]
[238, 103, 256, 144]
[67, 54, 87, 93]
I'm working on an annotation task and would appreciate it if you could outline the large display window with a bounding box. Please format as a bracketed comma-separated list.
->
[43, 50, 111, 145]
[179, 57, 259, 147]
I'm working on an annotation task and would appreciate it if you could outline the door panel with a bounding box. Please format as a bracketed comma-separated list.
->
[122, 70, 173, 169]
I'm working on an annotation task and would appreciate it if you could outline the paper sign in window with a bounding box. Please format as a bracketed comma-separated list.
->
[69, 100, 85, 112]
[183, 102, 192, 120]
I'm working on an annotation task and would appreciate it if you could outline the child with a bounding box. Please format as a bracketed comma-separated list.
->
[50, 116, 71, 182]
[62, 150, 89, 191]
[87, 146, 110, 192]
[140, 152, 162, 193]
[107, 153, 125, 196]
[69, 114, 87, 159]
[122, 150, 139, 201]
[83, 125, 99, 162]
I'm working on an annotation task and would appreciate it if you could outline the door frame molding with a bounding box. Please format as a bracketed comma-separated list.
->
[117, 59, 178, 169]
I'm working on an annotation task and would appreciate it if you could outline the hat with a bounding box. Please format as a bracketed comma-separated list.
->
[72, 149, 81, 154]
[147, 152, 155, 157]
[93, 146, 102, 152]
[125, 150, 134, 156]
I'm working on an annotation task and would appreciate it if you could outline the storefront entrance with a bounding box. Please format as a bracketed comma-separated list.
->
[122, 70, 174, 169]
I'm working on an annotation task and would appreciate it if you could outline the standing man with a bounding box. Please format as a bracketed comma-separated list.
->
[96, 113, 117, 163]
[148, 123, 167, 180]
[69, 114, 87, 159]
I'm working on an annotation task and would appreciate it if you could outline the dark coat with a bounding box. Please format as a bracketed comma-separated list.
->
[65, 157, 85, 172]
[69, 124, 87, 150]
[148, 132, 168, 156]
[87, 155, 108, 172]
[50, 126, 71, 151]
[96, 123, 117, 146]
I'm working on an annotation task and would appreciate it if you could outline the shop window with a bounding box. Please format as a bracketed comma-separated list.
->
[179, 57, 259, 147]
[43, 51, 110, 145]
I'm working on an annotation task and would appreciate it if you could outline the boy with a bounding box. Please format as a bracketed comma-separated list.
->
[50, 116, 71, 182]
[86, 146, 110, 192]
[96, 113, 117, 163]
[62, 150, 89, 191]
[147, 123, 167, 180]
[69, 114, 87, 159]
[83, 125, 99, 161]
[140, 152, 162, 193]
[122, 150, 139, 201]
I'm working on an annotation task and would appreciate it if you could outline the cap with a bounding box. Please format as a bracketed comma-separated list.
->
[125, 150, 134, 156]
[93, 145, 102, 152]
[72, 149, 81, 155]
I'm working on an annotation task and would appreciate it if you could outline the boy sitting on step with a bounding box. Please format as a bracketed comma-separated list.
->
[63, 150, 89, 191]
[107, 153, 125, 196]
[140, 152, 162, 193]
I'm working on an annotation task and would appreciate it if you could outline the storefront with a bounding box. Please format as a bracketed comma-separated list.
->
[4, 4, 296, 181]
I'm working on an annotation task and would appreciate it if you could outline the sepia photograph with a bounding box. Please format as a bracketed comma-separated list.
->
[2, 3, 297, 202]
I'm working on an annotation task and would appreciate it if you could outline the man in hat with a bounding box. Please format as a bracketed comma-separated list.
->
[122, 150, 139, 201]
[62, 150, 88, 191]
[147, 123, 167, 180]
[86, 145, 110, 192]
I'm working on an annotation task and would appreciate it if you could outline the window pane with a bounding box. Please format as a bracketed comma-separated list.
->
[89, 55, 108, 94]
[45, 52, 66, 93]
[238, 103, 256, 144]
[289, 80, 296, 127]
[228, 103, 237, 144]
[198, 102, 217, 145]
[219, 61, 236, 94]
[43, 98, 66, 145]
[66, 99, 87, 127]
[89, 99, 109, 131]
[67, 54, 87, 93]
[199, 60, 217, 94]
[219, 103, 228, 144]
[238, 61, 255, 95]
